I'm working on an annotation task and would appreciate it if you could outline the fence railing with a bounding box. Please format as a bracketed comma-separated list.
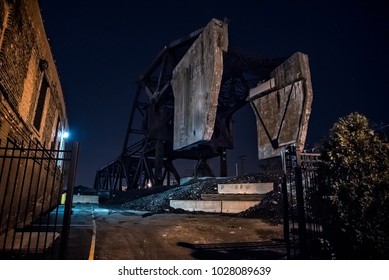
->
[281, 147, 326, 259]
[0, 138, 78, 259]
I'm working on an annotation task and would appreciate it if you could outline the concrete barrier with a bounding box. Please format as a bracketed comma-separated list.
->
[170, 199, 259, 213]
[218, 183, 273, 194]
[221, 201, 259, 213]
[170, 181, 272, 213]
[72, 195, 99, 204]
[170, 200, 221, 212]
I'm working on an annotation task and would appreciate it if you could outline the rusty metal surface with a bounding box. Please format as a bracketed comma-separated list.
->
[249, 52, 313, 159]
[171, 19, 228, 150]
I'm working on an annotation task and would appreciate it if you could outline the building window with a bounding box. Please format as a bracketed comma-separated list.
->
[33, 76, 48, 131]
[51, 117, 61, 150]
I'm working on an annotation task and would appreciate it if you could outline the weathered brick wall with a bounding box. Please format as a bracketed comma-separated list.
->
[0, 3, 34, 109]
[0, 0, 69, 237]
[0, 0, 68, 146]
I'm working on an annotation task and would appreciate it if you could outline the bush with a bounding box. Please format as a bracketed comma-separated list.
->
[315, 112, 389, 259]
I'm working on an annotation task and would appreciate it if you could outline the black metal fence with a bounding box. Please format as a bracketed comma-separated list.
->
[0, 138, 78, 259]
[281, 146, 329, 259]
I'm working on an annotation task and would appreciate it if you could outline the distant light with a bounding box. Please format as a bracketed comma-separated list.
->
[147, 180, 152, 188]
[62, 131, 70, 139]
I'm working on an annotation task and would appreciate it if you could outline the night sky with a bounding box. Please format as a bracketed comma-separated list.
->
[39, 0, 389, 187]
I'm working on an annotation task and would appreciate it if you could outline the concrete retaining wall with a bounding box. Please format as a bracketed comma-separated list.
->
[170, 200, 221, 213]
[221, 201, 259, 213]
[170, 200, 259, 213]
[218, 183, 273, 194]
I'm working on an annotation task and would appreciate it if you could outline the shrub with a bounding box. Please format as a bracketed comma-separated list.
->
[316, 112, 389, 259]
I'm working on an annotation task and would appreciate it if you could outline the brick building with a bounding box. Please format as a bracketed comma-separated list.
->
[0, 0, 69, 239]
[0, 0, 68, 145]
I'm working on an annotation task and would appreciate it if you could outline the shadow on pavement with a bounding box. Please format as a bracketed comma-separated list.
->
[177, 240, 286, 260]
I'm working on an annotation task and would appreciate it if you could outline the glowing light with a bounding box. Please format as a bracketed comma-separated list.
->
[62, 131, 70, 139]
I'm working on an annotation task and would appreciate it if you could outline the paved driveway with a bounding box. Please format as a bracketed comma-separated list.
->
[66, 204, 285, 260]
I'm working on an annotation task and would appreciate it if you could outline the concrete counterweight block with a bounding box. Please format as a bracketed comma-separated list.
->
[171, 19, 228, 150]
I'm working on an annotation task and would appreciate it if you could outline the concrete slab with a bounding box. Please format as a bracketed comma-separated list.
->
[170, 200, 221, 213]
[72, 195, 99, 204]
[221, 201, 259, 214]
[170, 199, 260, 213]
[218, 183, 273, 194]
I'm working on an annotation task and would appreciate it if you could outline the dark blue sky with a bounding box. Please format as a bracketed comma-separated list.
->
[39, 0, 389, 187]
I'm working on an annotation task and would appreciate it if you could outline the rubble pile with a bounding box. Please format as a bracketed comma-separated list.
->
[122, 185, 192, 213]
[239, 190, 283, 224]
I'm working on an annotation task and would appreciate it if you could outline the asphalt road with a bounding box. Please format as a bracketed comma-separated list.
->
[66, 204, 285, 260]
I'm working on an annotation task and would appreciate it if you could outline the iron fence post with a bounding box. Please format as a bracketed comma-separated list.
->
[295, 165, 307, 258]
[281, 175, 290, 258]
[59, 141, 79, 259]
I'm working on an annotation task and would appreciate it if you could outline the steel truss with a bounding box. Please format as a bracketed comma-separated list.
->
[94, 23, 285, 192]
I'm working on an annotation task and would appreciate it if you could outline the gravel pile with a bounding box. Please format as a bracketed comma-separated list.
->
[239, 190, 283, 224]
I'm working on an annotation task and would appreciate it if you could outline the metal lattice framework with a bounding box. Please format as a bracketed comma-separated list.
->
[94, 22, 285, 191]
